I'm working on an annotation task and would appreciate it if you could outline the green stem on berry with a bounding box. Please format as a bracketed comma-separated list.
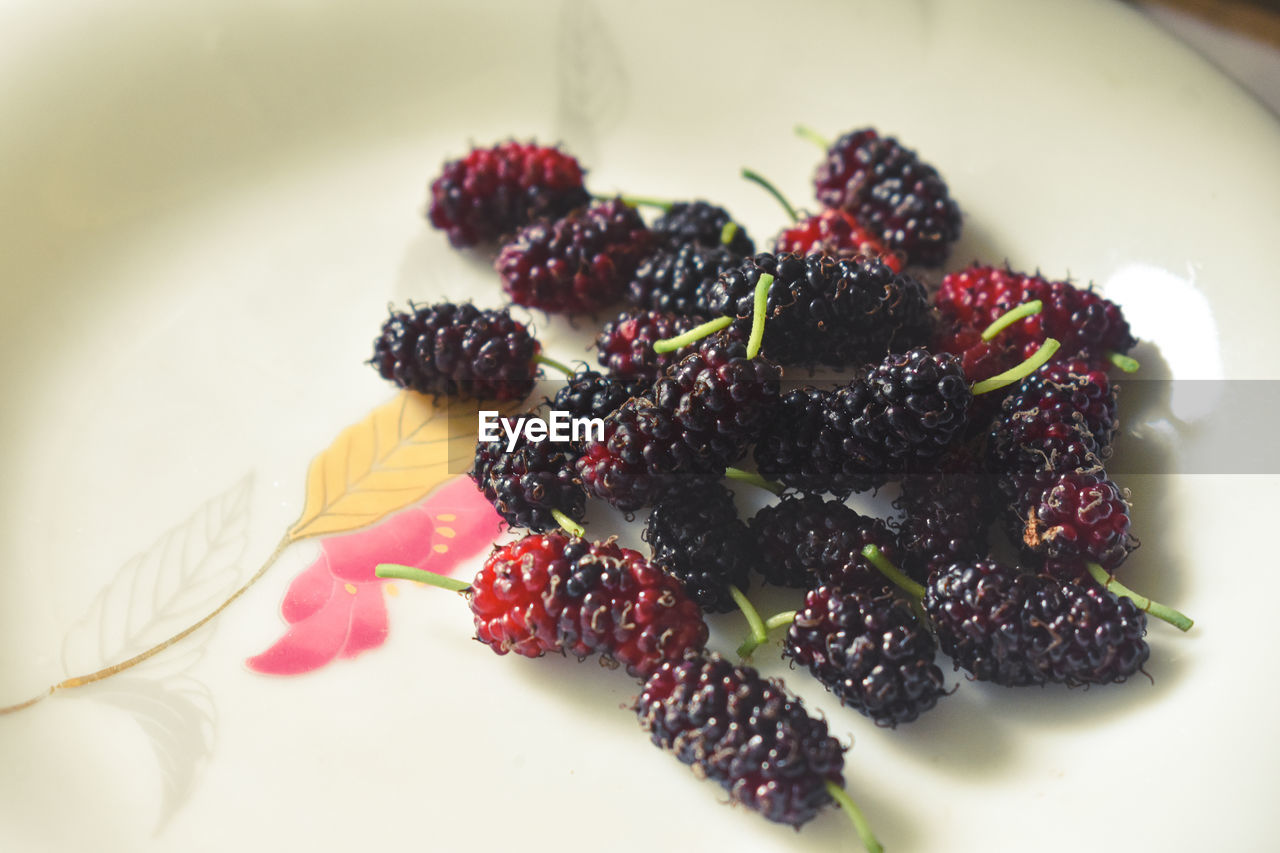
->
[861, 544, 926, 601]
[724, 466, 784, 495]
[729, 584, 768, 658]
[653, 316, 734, 353]
[980, 300, 1043, 341]
[1084, 561, 1193, 632]
[741, 168, 799, 223]
[764, 610, 798, 631]
[720, 221, 740, 247]
[746, 273, 774, 360]
[794, 125, 832, 151]
[735, 608, 798, 658]
[375, 564, 470, 592]
[613, 195, 673, 211]
[533, 353, 577, 379]
[1107, 351, 1141, 373]
[824, 781, 884, 853]
[551, 509, 585, 538]
[971, 338, 1061, 396]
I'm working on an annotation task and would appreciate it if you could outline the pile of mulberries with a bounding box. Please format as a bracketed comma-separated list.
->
[355, 131, 1193, 850]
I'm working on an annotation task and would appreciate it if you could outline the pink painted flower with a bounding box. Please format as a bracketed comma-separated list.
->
[247, 477, 500, 676]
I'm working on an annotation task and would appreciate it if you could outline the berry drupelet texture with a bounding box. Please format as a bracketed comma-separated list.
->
[852, 348, 972, 474]
[495, 198, 654, 313]
[705, 252, 933, 368]
[753, 385, 890, 498]
[634, 651, 845, 827]
[644, 483, 758, 613]
[786, 586, 946, 726]
[370, 302, 539, 400]
[895, 450, 994, 580]
[936, 265, 1136, 363]
[925, 559, 1149, 686]
[627, 243, 742, 316]
[578, 332, 781, 511]
[427, 141, 589, 247]
[749, 495, 899, 589]
[1020, 469, 1137, 571]
[469, 416, 585, 533]
[774, 209, 904, 272]
[596, 309, 705, 384]
[650, 200, 755, 256]
[550, 369, 645, 423]
[469, 532, 707, 678]
[813, 128, 962, 268]
[997, 358, 1119, 450]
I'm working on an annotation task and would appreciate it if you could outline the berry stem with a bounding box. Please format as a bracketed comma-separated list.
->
[1085, 562, 1194, 632]
[764, 610, 798, 631]
[551, 508, 585, 538]
[971, 338, 1061, 396]
[720, 221, 740, 247]
[736, 609, 798, 658]
[653, 316, 734, 353]
[861, 544, 926, 601]
[723, 467, 784, 495]
[980, 300, 1043, 341]
[746, 273, 774, 360]
[1107, 351, 1141, 373]
[741, 168, 798, 223]
[824, 781, 884, 853]
[374, 563, 470, 592]
[794, 125, 832, 151]
[613, 195, 673, 211]
[533, 353, 577, 379]
[729, 584, 768, 658]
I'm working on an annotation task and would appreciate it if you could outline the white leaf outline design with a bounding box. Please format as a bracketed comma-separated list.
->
[58, 475, 252, 831]
[61, 476, 251, 677]
[89, 676, 217, 833]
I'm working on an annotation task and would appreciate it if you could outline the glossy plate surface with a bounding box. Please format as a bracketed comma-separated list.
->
[1, 1, 1277, 850]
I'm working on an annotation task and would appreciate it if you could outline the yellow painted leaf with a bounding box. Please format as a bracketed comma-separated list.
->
[287, 392, 485, 542]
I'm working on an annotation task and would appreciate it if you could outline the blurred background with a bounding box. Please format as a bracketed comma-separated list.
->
[1135, 0, 1280, 111]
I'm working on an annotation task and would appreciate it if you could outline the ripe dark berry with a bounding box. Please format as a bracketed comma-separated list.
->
[427, 141, 589, 247]
[753, 385, 889, 498]
[895, 451, 994, 580]
[596, 309, 705, 383]
[936, 265, 1136, 363]
[997, 358, 1119, 450]
[574, 397, 710, 512]
[749, 494, 898, 589]
[706, 252, 933, 368]
[925, 560, 1149, 686]
[775, 209, 904, 272]
[627, 243, 741, 316]
[370, 302, 539, 400]
[813, 128, 962, 268]
[644, 483, 758, 613]
[469, 415, 584, 533]
[634, 651, 845, 827]
[578, 333, 781, 511]
[850, 348, 971, 474]
[650, 201, 755, 257]
[785, 586, 946, 726]
[550, 369, 645, 423]
[495, 198, 654, 313]
[469, 532, 707, 678]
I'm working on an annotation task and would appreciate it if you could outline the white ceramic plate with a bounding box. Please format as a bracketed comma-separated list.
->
[2, 1, 1278, 850]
